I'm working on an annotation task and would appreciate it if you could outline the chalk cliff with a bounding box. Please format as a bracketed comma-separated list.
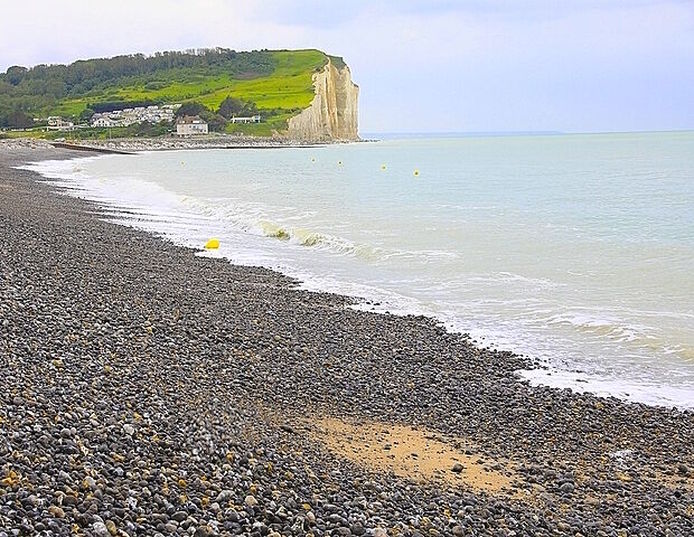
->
[287, 57, 359, 141]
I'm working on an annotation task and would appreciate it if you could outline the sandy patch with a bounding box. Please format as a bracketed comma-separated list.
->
[311, 417, 516, 494]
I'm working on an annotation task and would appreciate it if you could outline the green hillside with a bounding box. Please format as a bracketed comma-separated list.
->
[0, 48, 332, 137]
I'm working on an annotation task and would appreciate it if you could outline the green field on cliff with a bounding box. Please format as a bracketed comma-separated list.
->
[0, 48, 331, 136]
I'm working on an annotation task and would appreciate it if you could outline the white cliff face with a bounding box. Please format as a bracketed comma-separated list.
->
[287, 58, 359, 141]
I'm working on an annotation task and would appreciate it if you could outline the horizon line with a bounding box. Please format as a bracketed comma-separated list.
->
[362, 129, 694, 138]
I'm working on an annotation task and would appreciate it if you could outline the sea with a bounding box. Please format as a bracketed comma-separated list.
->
[26, 131, 694, 410]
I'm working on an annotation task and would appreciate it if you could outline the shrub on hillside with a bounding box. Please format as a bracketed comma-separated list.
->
[218, 96, 258, 118]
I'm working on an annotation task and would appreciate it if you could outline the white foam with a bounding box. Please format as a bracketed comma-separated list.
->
[519, 367, 694, 410]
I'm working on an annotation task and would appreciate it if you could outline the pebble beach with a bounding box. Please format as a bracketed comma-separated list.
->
[1, 142, 693, 536]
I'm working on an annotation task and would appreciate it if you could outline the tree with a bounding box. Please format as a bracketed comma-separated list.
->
[218, 96, 258, 118]
[4, 110, 33, 128]
[79, 108, 95, 123]
[5, 66, 27, 85]
[206, 114, 227, 132]
[175, 101, 209, 118]
[218, 96, 244, 118]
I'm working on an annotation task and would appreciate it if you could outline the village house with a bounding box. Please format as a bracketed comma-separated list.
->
[46, 116, 75, 131]
[92, 117, 117, 128]
[176, 116, 208, 135]
[228, 115, 262, 124]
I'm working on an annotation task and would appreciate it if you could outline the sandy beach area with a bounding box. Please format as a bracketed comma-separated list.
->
[1, 142, 692, 536]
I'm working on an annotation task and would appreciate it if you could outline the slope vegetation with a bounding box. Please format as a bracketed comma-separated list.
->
[0, 48, 332, 136]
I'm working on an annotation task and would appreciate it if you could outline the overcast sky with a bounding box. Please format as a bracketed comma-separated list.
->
[1, 0, 692, 133]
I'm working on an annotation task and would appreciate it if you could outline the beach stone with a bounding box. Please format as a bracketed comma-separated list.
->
[677, 463, 689, 476]
[216, 489, 233, 503]
[172, 511, 188, 522]
[48, 505, 65, 518]
[559, 482, 575, 494]
[351, 522, 365, 535]
[92, 522, 110, 537]
[244, 495, 258, 507]
[105, 520, 117, 535]
[451, 463, 464, 473]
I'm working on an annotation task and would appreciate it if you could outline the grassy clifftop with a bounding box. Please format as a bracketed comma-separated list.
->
[0, 48, 341, 137]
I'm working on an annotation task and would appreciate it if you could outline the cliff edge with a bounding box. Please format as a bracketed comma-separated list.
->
[287, 57, 359, 141]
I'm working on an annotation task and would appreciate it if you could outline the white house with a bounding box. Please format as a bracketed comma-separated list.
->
[46, 117, 75, 131]
[229, 115, 261, 124]
[176, 116, 208, 135]
[92, 117, 117, 128]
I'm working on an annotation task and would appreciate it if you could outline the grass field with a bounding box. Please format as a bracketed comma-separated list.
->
[1, 129, 47, 139]
[48, 50, 328, 136]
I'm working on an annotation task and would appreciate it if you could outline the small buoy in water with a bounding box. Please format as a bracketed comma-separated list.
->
[205, 238, 220, 249]
[311, 157, 316, 162]
[413, 169, 420, 177]
[381, 164, 387, 171]
[337, 160, 343, 166]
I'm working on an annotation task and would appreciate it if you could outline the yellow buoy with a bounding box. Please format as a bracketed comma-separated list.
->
[413, 169, 420, 177]
[205, 238, 220, 249]
[381, 164, 387, 171]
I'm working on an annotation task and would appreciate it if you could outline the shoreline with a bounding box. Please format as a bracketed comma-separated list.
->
[27, 142, 693, 412]
[1, 144, 693, 535]
[1, 135, 370, 155]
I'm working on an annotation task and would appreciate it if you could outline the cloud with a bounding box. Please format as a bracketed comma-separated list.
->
[0, 1, 303, 68]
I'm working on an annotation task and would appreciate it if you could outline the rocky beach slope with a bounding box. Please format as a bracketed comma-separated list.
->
[0, 137, 333, 156]
[0, 144, 692, 536]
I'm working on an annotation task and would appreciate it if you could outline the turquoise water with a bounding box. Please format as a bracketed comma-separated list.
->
[30, 132, 694, 409]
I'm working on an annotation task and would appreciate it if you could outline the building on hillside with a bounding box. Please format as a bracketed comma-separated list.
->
[90, 104, 180, 128]
[176, 116, 208, 135]
[92, 117, 117, 128]
[229, 115, 261, 124]
[46, 116, 75, 131]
